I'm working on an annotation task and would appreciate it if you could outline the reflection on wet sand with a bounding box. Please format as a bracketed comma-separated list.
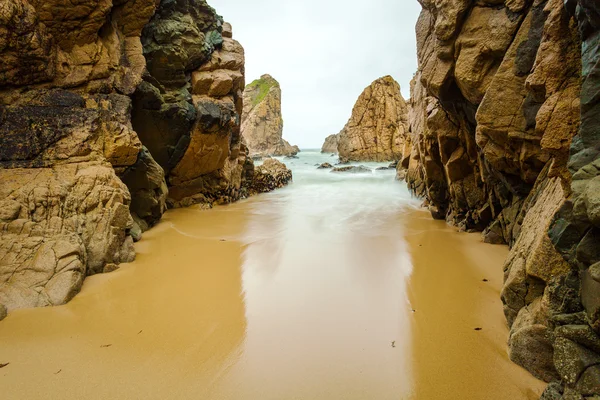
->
[0, 151, 547, 399]
[211, 193, 415, 400]
[0, 207, 248, 399]
[404, 211, 546, 399]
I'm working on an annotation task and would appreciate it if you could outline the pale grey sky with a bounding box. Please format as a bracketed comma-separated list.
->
[210, 0, 422, 148]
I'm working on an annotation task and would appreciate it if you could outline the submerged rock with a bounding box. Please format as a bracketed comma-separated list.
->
[317, 163, 333, 169]
[241, 74, 299, 157]
[337, 76, 409, 162]
[331, 166, 372, 174]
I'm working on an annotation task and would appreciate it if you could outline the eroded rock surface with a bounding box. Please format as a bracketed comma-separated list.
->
[0, 0, 289, 317]
[402, 0, 600, 397]
[0, 0, 158, 312]
[337, 76, 409, 162]
[241, 74, 299, 157]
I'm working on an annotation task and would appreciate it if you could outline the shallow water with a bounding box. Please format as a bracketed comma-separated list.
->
[0, 150, 545, 399]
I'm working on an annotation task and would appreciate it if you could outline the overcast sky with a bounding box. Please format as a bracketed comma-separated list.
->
[210, 0, 422, 148]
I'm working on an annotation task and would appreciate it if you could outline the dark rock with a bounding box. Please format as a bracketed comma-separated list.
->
[121, 147, 168, 230]
[249, 159, 293, 194]
[331, 166, 372, 174]
[540, 382, 564, 400]
[0, 304, 6, 321]
[554, 337, 600, 385]
[508, 324, 560, 382]
[317, 163, 333, 169]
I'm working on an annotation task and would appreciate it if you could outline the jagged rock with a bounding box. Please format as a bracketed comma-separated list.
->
[0, 0, 157, 315]
[132, 6, 251, 208]
[331, 166, 372, 174]
[248, 158, 292, 194]
[121, 147, 168, 235]
[0, 1, 289, 319]
[405, 0, 600, 397]
[317, 163, 333, 169]
[240, 74, 298, 157]
[337, 76, 409, 162]
[321, 134, 339, 154]
[0, 162, 135, 311]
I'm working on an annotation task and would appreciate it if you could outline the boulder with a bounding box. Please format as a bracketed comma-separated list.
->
[249, 159, 293, 194]
[317, 163, 333, 169]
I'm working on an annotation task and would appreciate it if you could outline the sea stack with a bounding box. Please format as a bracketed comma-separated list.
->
[241, 74, 299, 157]
[337, 76, 409, 162]
[321, 134, 339, 153]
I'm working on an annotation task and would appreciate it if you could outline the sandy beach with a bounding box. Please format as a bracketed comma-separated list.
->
[0, 153, 545, 399]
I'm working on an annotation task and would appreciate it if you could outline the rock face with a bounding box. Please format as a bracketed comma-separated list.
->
[401, 0, 600, 397]
[0, 0, 157, 313]
[241, 74, 299, 157]
[337, 76, 409, 162]
[132, 3, 251, 208]
[321, 134, 339, 153]
[0, 0, 291, 318]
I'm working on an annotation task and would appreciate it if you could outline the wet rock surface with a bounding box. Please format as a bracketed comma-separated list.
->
[248, 158, 293, 194]
[331, 166, 372, 174]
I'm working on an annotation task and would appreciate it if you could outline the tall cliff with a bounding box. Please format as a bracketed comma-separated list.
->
[337, 76, 409, 162]
[240, 74, 299, 157]
[0, 0, 290, 319]
[401, 0, 600, 397]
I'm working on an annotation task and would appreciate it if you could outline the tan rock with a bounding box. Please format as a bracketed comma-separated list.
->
[337, 76, 409, 162]
[241, 74, 299, 157]
[321, 134, 339, 153]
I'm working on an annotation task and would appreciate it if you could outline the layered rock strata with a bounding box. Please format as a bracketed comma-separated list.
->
[337, 76, 409, 162]
[400, 0, 600, 397]
[0, 0, 291, 319]
[241, 74, 299, 157]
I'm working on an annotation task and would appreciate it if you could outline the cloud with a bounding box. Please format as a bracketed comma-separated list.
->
[210, 0, 422, 148]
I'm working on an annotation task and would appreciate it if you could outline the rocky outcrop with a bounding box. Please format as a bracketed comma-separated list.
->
[337, 76, 409, 162]
[0, 0, 157, 313]
[248, 158, 293, 194]
[321, 134, 339, 153]
[132, 4, 251, 208]
[240, 74, 299, 157]
[401, 0, 600, 397]
[0, 0, 290, 318]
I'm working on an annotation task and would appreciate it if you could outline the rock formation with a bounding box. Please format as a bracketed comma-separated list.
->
[248, 158, 293, 195]
[399, 0, 600, 397]
[321, 134, 339, 153]
[337, 76, 409, 162]
[0, 0, 291, 319]
[241, 74, 299, 157]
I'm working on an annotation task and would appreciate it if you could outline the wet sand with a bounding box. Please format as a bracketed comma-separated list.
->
[0, 154, 546, 399]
